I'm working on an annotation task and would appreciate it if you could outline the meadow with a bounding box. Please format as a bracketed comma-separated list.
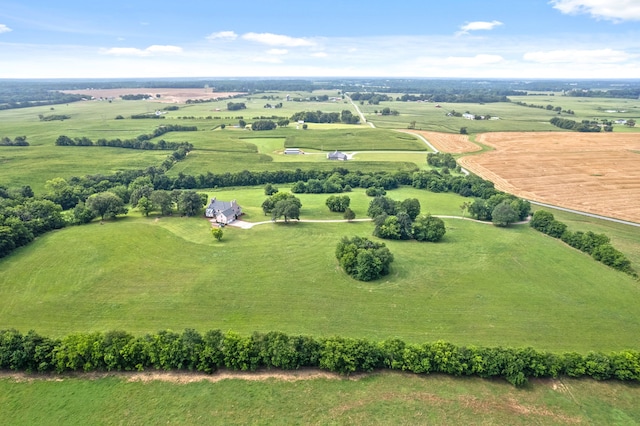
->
[2, 87, 640, 424]
[2, 373, 640, 425]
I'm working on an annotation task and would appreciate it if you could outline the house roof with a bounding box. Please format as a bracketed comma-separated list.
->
[327, 150, 348, 160]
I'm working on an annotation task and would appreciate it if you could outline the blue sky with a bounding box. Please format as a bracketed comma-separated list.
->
[1, 0, 639, 79]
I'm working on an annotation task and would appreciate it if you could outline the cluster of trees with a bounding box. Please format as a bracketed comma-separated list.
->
[530, 211, 636, 276]
[227, 102, 247, 111]
[251, 120, 277, 131]
[0, 84, 84, 110]
[336, 236, 394, 281]
[290, 111, 340, 123]
[38, 114, 70, 121]
[3, 328, 637, 387]
[261, 192, 301, 222]
[550, 117, 603, 132]
[368, 196, 446, 242]
[513, 101, 574, 115]
[427, 152, 457, 169]
[376, 107, 399, 116]
[565, 88, 640, 99]
[120, 94, 153, 100]
[0, 136, 29, 146]
[465, 194, 531, 226]
[325, 195, 350, 213]
[349, 92, 392, 104]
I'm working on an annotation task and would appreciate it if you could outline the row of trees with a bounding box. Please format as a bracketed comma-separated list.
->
[0, 136, 29, 146]
[464, 194, 531, 226]
[55, 135, 193, 151]
[513, 100, 574, 115]
[530, 210, 636, 276]
[367, 196, 446, 242]
[227, 102, 246, 111]
[2, 328, 639, 387]
[549, 117, 603, 132]
[426, 152, 457, 169]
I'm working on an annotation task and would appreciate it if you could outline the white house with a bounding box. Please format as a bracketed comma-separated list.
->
[205, 198, 243, 224]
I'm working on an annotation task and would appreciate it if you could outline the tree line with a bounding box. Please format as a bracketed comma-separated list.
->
[0, 136, 29, 146]
[550, 117, 603, 132]
[1, 328, 639, 387]
[530, 210, 636, 277]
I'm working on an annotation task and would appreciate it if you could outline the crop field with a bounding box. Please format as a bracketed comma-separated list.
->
[400, 129, 482, 153]
[458, 132, 640, 224]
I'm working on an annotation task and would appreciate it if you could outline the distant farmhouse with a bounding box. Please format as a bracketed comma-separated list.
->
[205, 198, 243, 224]
[327, 150, 348, 161]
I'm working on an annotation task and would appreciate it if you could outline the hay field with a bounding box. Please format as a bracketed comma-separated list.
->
[458, 132, 640, 223]
[400, 130, 481, 153]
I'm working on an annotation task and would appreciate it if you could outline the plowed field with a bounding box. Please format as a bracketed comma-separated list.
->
[458, 132, 640, 223]
[62, 88, 243, 103]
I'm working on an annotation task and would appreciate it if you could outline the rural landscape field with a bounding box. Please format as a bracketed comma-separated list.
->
[1, 76, 640, 424]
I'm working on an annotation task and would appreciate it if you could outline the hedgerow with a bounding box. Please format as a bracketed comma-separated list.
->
[1, 329, 639, 387]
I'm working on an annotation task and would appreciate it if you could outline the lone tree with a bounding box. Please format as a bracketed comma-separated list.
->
[211, 227, 223, 242]
[86, 192, 128, 221]
[272, 199, 301, 222]
[326, 195, 350, 212]
[491, 201, 519, 227]
[335, 236, 394, 282]
[343, 208, 356, 221]
[136, 196, 153, 217]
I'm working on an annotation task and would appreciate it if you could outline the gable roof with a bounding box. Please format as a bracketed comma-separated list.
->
[327, 150, 348, 160]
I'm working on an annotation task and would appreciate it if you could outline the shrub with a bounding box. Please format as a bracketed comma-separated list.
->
[335, 236, 394, 281]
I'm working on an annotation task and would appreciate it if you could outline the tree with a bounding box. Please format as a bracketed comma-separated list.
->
[412, 214, 446, 242]
[468, 198, 491, 221]
[335, 236, 394, 281]
[178, 191, 205, 216]
[272, 199, 300, 222]
[86, 192, 128, 221]
[343, 208, 356, 221]
[491, 201, 519, 227]
[460, 127, 468, 135]
[375, 215, 401, 240]
[136, 196, 153, 217]
[73, 201, 96, 224]
[399, 198, 421, 220]
[211, 227, 223, 242]
[326, 195, 350, 213]
[262, 192, 301, 215]
[150, 190, 173, 216]
[264, 183, 278, 196]
[367, 196, 397, 218]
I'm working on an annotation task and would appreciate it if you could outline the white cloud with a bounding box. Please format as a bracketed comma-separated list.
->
[242, 32, 315, 47]
[311, 52, 328, 58]
[102, 45, 182, 56]
[206, 31, 238, 41]
[524, 48, 631, 63]
[457, 20, 503, 35]
[267, 48, 288, 55]
[550, 0, 640, 21]
[0, 24, 12, 34]
[251, 56, 283, 63]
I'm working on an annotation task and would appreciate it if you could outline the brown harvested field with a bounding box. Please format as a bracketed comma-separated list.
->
[401, 130, 481, 153]
[62, 88, 243, 103]
[458, 132, 640, 224]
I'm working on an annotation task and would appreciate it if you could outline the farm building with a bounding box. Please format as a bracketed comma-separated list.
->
[284, 148, 303, 155]
[327, 150, 348, 161]
[205, 198, 243, 224]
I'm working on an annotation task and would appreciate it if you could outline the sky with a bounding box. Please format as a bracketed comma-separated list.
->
[1, 0, 639, 79]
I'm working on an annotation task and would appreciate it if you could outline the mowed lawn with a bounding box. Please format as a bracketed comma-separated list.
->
[1, 188, 639, 352]
[2, 373, 640, 425]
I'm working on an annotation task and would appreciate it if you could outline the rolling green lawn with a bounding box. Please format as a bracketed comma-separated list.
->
[2, 373, 639, 425]
[1, 187, 639, 352]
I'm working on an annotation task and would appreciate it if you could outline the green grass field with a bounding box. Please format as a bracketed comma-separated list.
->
[2, 373, 639, 425]
[2, 89, 640, 423]
[1, 187, 639, 353]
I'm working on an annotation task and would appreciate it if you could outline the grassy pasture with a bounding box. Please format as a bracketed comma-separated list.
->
[2, 373, 639, 425]
[359, 95, 640, 133]
[1, 187, 639, 352]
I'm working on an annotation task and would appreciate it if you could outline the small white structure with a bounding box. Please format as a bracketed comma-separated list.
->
[205, 198, 242, 224]
[284, 148, 303, 155]
[462, 113, 475, 120]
